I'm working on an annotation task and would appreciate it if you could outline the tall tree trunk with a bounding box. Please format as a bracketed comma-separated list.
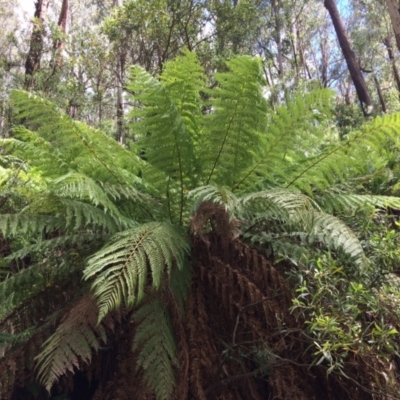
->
[386, 0, 400, 52]
[116, 59, 125, 145]
[384, 37, 400, 96]
[344, 76, 352, 105]
[373, 75, 387, 113]
[297, 26, 312, 80]
[52, 0, 68, 69]
[112, 0, 125, 144]
[320, 38, 329, 87]
[290, 22, 300, 83]
[324, 0, 373, 114]
[24, 0, 51, 90]
[271, 0, 283, 76]
[0, 99, 6, 138]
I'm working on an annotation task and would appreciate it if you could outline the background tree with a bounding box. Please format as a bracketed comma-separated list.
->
[324, 0, 373, 114]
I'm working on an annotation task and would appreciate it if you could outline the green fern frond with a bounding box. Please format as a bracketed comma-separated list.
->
[21, 197, 123, 232]
[84, 222, 189, 321]
[240, 189, 318, 228]
[4, 232, 105, 262]
[235, 89, 334, 191]
[128, 52, 204, 222]
[161, 49, 205, 145]
[10, 90, 142, 184]
[316, 193, 400, 213]
[247, 232, 312, 265]
[52, 172, 135, 227]
[0, 214, 61, 237]
[0, 132, 70, 178]
[35, 296, 107, 391]
[285, 112, 400, 193]
[189, 185, 240, 216]
[132, 297, 178, 400]
[0, 259, 84, 321]
[241, 190, 366, 268]
[308, 212, 366, 268]
[201, 56, 268, 187]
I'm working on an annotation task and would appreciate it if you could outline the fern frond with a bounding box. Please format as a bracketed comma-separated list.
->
[309, 212, 366, 268]
[52, 172, 137, 227]
[84, 222, 189, 321]
[161, 49, 205, 145]
[285, 112, 400, 193]
[241, 190, 366, 269]
[4, 232, 105, 262]
[10, 90, 142, 184]
[21, 197, 123, 232]
[132, 297, 178, 400]
[201, 56, 268, 187]
[235, 89, 334, 191]
[240, 189, 318, 228]
[189, 185, 240, 216]
[0, 133, 70, 178]
[35, 296, 108, 391]
[0, 259, 84, 322]
[128, 51, 204, 222]
[0, 214, 61, 237]
[317, 192, 400, 213]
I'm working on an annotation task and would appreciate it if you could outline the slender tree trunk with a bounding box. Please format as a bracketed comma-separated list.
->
[386, 0, 400, 52]
[384, 37, 400, 96]
[373, 75, 387, 113]
[271, 0, 283, 76]
[112, 0, 126, 144]
[290, 22, 300, 83]
[116, 60, 125, 145]
[52, 0, 68, 69]
[297, 27, 312, 80]
[0, 99, 6, 138]
[24, 0, 51, 90]
[324, 0, 373, 114]
[320, 38, 328, 87]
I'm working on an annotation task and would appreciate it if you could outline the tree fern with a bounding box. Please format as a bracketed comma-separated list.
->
[84, 222, 189, 321]
[189, 185, 240, 217]
[4, 51, 400, 398]
[132, 297, 178, 400]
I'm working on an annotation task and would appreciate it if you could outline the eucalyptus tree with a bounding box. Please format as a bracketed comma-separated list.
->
[324, 0, 373, 114]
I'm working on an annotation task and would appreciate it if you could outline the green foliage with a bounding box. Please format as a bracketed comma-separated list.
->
[132, 298, 178, 400]
[84, 222, 189, 321]
[128, 50, 204, 222]
[291, 255, 400, 373]
[35, 297, 108, 391]
[9, 90, 142, 184]
[3, 51, 400, 398]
